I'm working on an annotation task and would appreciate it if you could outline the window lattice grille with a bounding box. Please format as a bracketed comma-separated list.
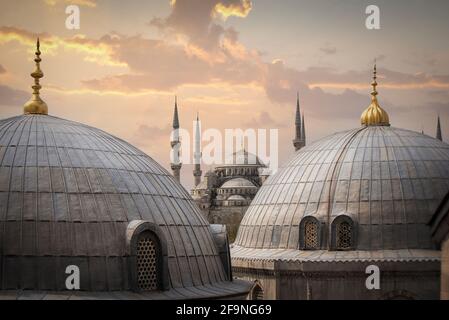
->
[252, 286, 264, 300]
[137, 236, 158, 291]
[304, 220, 318, 249]
[337, 221, 352, 249]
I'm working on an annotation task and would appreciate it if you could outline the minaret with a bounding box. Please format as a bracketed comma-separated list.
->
[301, 114, 306, 146]
[293, 92, 305, 151]
[436, 115, 443, 141]
[170, 96, 182, 182]
[23, 38, 48, 115]
[193, 112, 202, 187]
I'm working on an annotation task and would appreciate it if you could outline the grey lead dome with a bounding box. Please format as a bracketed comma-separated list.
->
[0, 114, 250, 298]
[235, 125, 449, 250]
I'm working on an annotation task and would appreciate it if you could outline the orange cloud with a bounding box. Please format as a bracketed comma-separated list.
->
[0, 27, 125, 67]
[309, 81, 449, 90]
[185, 95, 251, 106]
[214, 0, 252, 20]
[45, 84, 170, 97]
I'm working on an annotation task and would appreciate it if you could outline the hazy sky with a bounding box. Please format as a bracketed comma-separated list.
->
[1, 0, 448, 189]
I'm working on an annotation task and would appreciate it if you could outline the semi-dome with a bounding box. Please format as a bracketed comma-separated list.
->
[219, 149, 266, 167]
[234, 125, 449, 251]
[0, 39, 251, 299]
[221, 178, 257, 189]
[228, 195, 246, 201]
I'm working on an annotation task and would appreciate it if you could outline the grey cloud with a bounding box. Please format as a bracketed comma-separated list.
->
[244, 111, 286, 129]
[0, 84, 28, 107]
[150, 0, 250, 49]
[319, 44, 337, 55]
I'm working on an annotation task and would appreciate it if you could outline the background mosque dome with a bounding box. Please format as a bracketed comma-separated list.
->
[0, 40, 250, 299]
[234, 126, 449, 250]
[220, 149, 265, 167]
[228, 195, 247, 201]
[221, 178, 257, 189]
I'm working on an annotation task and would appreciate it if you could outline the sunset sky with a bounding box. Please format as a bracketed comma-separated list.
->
[1, 0, 448, 189]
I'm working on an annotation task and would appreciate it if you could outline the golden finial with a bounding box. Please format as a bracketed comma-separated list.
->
[23, 37, 48, 115]
[361, 61, 389, 126]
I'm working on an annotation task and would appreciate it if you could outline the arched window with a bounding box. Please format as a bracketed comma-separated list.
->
[126, 220, 168, 292]
[304, 220, 319, 249]
[336, 221, 352, 249]
[299, 216, 321, 250]
[251, 282, 264, 300]
[331, 215, 356, 250]
[136, 231, 161, 291]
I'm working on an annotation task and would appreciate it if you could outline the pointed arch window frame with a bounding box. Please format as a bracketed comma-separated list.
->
[299, 216, 322, 250]
[126, 220, 169, 292]
[330, 214, 357, 251]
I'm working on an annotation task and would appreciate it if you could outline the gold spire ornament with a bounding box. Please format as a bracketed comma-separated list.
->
[23, 38, 48, 115]
[360, 63, 389, 126]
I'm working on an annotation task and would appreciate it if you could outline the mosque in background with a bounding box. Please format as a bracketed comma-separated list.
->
[169, 86, 444, 246]
[0, 40, 252, 299]
[169, 94, 307, 242]
[231, 65, 448, 300]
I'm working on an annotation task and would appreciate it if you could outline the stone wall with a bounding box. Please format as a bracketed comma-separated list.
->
[233, 260, 440, 300]
[442, 236, 449, 299]
[207, 206, 248, 243]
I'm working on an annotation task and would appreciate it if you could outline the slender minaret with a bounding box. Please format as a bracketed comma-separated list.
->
[193, 112, 202, 187]
[293, 92, 305, 151]
[436, 115, 443, 141]
[170, 96, 182, 182]
[301, 114, 306, 146]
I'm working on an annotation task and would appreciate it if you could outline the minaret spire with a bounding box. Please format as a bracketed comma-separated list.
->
[193, 112, 202, 187]
[296, 92, 301, 137]
[301, 114, 306, 146]
[293, 91, 305, 151]
[170, 96, 182, 182]
[23, 38, 48, 115]
[173, 95, 179, 129]
[436, 115, 443, 141]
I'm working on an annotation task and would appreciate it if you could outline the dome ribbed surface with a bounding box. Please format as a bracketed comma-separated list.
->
[0, 115, 228, 292]
[221, 178, 256, 188]
[235, 126, 449, 250]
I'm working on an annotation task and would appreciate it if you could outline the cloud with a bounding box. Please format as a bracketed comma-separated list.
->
[319, 43, 337, 55]
[300, 66, 449, 90]
[44, 0, 96, 7]
[262, 60, 370, 120]
[214, 0, 252, 19]
[0, 27, 125, 67]
[151, 0, 252, 49]
[0, 64, 5, 74]
[0, 84, 29, 107]
[80, 32, 263, 92]
[244, 111, 286, 128]
[2, 2, 449, 128]
[133, 123, 172, 150]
